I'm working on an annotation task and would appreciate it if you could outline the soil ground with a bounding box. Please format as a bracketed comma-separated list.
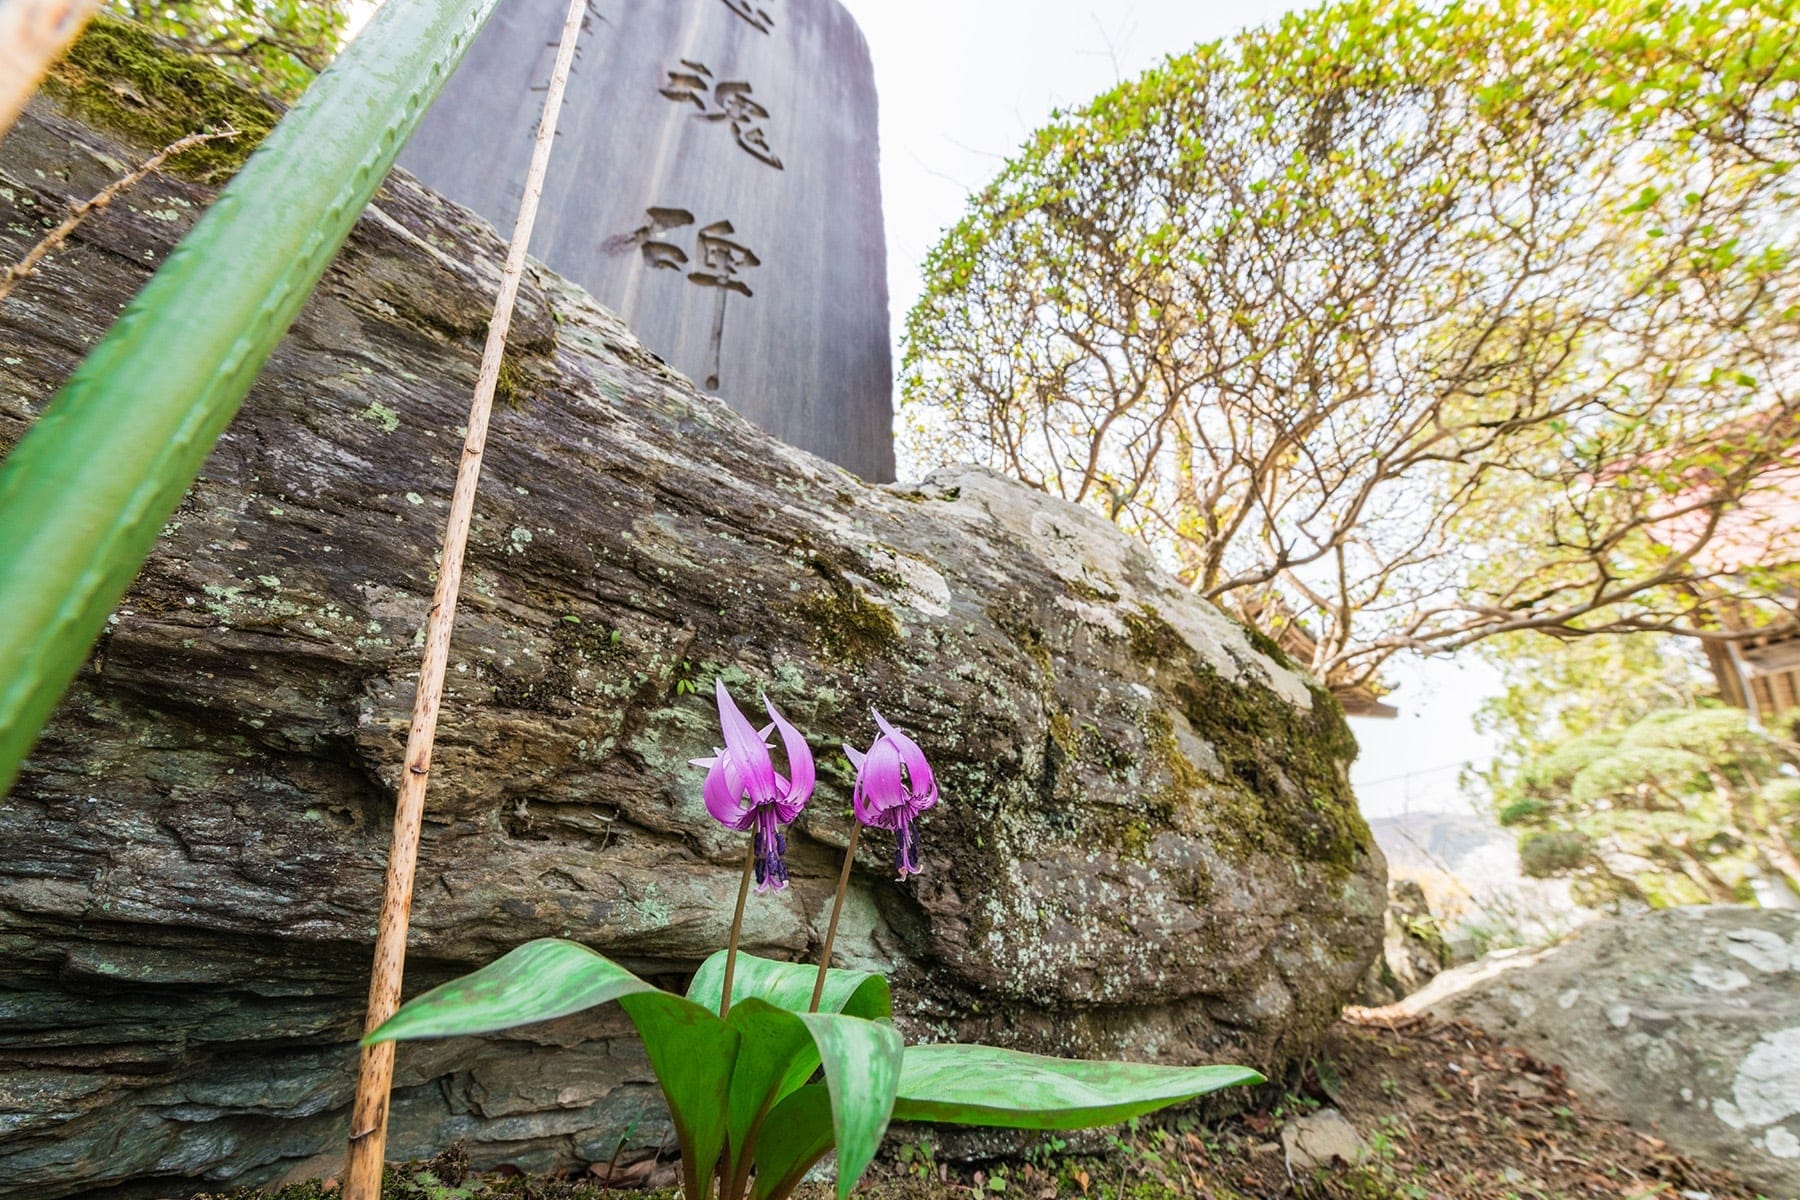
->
[210, 1014, 1763, 1200]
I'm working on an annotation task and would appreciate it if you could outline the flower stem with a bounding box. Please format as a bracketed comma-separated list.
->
[720, 838, 755, 1019]
[809, 823, 861, 1012]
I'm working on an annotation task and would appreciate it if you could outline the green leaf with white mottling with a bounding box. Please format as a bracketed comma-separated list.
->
[367, 940, 739, 1200]
[893, 1044, 1263, 1130]
[720, 999, 818, 1200]
[622, 991, 739, 1200]
[687, 947, 891, 1018]
[365, 939, 667, 1042]
[795, 1009, 903, 1200]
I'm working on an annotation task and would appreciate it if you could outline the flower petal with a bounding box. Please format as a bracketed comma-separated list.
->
[764, 695, 815, 812]
[842, 742, 867, 770]
[872, 709, 939, 812]
[855, 736, 908, 826]
[715, 679, 776, 803]
[769, 773, 806, 825]
[702, 755, 751, 829]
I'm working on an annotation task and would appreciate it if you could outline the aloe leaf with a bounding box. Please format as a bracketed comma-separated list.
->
[749, 1084, 834, 1200]
[893, 1045, 1264, 1130]
[367, 939, 739, 1200]
[687, 947, 891, 1018]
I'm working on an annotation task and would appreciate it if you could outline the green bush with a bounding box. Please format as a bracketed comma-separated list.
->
[1519, 735, 1620, 796]
[1497, 797, 1548, 827]
[1620, 709, 1782, 784]
[1763, 777, 1800, 813]
[1568, 745, 1709, 809]
[1519, 831, 1591, 878]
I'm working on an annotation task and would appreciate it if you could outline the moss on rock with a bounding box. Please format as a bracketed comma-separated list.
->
[43, 16, 280, 183]
[795, 583, 902, 666]
[493, 350, 532, 409]
[1240, 622, 1298, 673]
[486, 615, 623, 712]
[1124, 604, 1369, 874]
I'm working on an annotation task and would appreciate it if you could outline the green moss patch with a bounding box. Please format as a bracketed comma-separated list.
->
[493, 349, 533, 409]
[795, 560, 902, 666]
[487, 616, 622, 712]
[1239, 622, 1298, 672]
[1127, 605, 1369, 873]
[989, 600, 1054, 675]
[43, 16, 279, 183]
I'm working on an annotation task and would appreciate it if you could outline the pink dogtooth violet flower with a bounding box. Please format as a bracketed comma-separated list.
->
[844, 708, 939, 879]
[691, 679, 815, 892]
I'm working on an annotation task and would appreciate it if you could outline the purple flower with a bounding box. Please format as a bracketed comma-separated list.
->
[844, 709, 939, 879]
[691, 680, 815, 891]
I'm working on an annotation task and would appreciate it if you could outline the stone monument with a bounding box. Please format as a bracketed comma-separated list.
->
[399, 0, 896, 481]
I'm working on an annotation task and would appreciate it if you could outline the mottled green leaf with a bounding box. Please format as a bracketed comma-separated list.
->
[368, 942, 901, 1200]
[893, 1044, 1262, 1130]
[720, 1000, 819, 1200]
[794, 1009, 903, 1200]
[365, 938, 667, 1042]
[686, 947, 891, 1019]
[624, 992, 739, 1200]
[368, 940, 739, 1200]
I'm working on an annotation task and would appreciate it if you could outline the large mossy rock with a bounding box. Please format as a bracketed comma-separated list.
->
[0, 46, 1384, 1199]
[1405, 907, 1800, 1197]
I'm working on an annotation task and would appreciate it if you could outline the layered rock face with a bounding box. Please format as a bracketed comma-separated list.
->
[1407, 907, 1800, 1196]
[0, 71, 1384, 1199]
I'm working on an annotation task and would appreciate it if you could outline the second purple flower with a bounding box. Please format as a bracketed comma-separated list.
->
[844, 709, 939, 879]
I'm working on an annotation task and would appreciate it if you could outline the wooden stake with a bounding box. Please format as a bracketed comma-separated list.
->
[808, 824, 860, 1012]
[0, 0, 106, 142]
[719, 840, 756, 1019]
[340, 0, 587, 1193]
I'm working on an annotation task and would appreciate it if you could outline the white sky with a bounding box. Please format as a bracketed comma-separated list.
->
[837, 0, 1308, 337]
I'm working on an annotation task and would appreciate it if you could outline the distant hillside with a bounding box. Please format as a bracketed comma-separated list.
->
[1369, 811, 1505, 873]
[1368, 809, 1589, 951]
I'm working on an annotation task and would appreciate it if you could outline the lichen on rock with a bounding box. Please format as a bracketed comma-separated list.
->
[1405, 906, 1800, 1195]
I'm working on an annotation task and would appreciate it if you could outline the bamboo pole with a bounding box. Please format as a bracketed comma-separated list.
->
[340, 0, 588, 1193]
[0, 0, 106, 142]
